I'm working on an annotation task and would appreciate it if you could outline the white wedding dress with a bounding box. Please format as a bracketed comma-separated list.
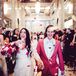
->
[14, 48, 33, 76]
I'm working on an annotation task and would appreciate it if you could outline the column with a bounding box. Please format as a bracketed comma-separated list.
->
[10, 0, 16, 28]
[58, 0, 64, 29]
[0, 0, 4, 26]
[73, 0, 76, 28]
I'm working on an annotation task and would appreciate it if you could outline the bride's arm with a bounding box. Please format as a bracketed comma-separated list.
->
[32, 50, 44, 70]
[10, 40, 21, 46]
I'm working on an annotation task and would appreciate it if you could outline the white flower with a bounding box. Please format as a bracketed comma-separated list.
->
[4, 47, 9, 51]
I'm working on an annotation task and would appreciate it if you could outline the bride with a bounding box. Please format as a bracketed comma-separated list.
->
[14, 28, 33, 76]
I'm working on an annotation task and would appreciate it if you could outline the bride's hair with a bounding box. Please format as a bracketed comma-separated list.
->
[19, 28, 31, 52]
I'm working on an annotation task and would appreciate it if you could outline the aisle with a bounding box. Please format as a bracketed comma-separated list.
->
[36, 65, 76, 76]
[9, 65, 76, 76]
[64, 65, 76, 76]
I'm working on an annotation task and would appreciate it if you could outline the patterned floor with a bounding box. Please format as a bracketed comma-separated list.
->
[10, 65, 76, 76]
[64, 65, 76, 76]
[36, 65, 76, 76]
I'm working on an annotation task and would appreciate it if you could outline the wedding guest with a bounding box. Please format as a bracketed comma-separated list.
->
[12, 28, 19, 42]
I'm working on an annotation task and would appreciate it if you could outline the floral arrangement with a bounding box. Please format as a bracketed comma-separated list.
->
[0, 43, 19, 58]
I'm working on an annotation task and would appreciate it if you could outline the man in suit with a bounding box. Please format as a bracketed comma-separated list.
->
[36, 25, 64, 76]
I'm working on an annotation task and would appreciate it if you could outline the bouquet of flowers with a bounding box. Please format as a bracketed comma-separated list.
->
[0, 43, 19, 59]
[0, 43, 19, 74]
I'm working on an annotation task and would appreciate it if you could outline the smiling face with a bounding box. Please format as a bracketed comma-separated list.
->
[20, 29, 26, 40]
[46, 26, 55, 40]
[19, 28, 31, 51]
[15, 28, 19, 35]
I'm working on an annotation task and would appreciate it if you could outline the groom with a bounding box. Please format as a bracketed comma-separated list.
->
[36, 25, 64, 76]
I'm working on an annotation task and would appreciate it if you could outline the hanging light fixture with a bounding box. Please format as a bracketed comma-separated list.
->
[4, 2, 8, 15]
[35, 0, 40, 14]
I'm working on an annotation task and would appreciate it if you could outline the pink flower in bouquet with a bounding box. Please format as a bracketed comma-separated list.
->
[1, 43, 19, 56]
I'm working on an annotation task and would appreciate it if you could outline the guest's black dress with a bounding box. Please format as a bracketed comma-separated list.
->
[0, 63, 4, 76]
[63, 32, 73, 63]
[6, 35, 19, 74]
